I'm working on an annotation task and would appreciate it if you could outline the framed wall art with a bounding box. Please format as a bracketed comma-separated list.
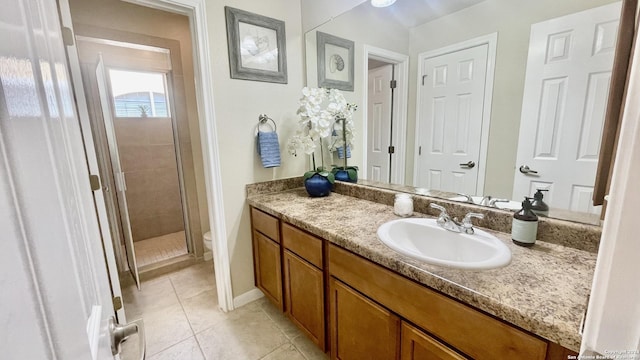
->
[317, 31, 354, 91]
[225, 7, 287, 83]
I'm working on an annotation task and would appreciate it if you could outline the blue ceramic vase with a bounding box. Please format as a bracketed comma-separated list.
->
[334, 169, 357, 183]
[304, 174, 332, 197]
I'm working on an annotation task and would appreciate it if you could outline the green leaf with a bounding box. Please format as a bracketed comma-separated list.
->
[326, 172, 335, 184]
[303, 171, 316, 180]
[347, 168, 357, 180]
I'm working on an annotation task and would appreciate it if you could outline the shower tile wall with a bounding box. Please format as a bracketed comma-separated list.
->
[115, 117, 185, 241]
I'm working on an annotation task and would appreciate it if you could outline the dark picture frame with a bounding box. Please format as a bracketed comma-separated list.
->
[317, 31, 354, 91]
[225, 7, 287, 83]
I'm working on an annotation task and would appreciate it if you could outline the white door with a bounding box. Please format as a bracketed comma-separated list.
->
[0, 0, 122, 358]
[416, 44, 489, 194]
[367, 64, 393, 182]
[95, 55, 141, 289]
[512, 2, 620, 213]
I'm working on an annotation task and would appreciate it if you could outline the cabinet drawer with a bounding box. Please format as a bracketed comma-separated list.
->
[282, 223, 323, 268]
[251, 207, 280, 242]
[329, 244, 547, 360]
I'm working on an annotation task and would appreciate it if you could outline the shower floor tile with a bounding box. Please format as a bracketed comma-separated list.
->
[135, 231, 188, 267]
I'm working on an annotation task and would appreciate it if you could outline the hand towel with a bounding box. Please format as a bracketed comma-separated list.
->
[257, 131, 281, 168]
[337, 144, 351, 159]
[332, 129, 351, 159]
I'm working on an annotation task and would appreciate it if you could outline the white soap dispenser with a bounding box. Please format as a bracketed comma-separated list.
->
[511, 197, 538, 247]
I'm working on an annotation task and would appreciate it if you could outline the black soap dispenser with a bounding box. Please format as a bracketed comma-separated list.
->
[530, 189, 549, 217]
[511, 197, 538, 247]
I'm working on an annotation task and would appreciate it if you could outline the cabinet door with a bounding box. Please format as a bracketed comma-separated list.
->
[253, 230, 283, 310]
[283, 250, 325, 350]
[401, 322, 466, 360]
[329, 277, 400, 360]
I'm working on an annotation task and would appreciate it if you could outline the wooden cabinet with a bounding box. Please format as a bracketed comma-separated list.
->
[251, 208, 282, 310]
[250, 207, 578, 359]
[401, 322, 465, 360]
[283, 250, 325, 349]
[328, 244, 548, 360]
[329, 277, 400, 360]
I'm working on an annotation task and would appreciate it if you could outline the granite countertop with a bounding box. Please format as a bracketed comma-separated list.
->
[247, 188, 597, 352]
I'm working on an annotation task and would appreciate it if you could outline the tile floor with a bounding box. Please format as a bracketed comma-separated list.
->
[134, 231, 188, 267]
[120, 261, 328, 360]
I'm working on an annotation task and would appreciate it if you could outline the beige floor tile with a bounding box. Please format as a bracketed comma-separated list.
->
[261, 343, 306, 360]
[181, 290, 225, 333]
[134, 231, 188, 267]
[196, 304, 288, 360]
[143, 303, 194, 356]
[169, 261, 216, 301]
[291, 334, 329, 360]
[122, 276, 180, 318]
[148, 337, 204, 360]
[259, 298, 303, 339]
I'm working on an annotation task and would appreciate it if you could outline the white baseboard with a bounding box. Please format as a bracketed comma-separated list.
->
[203, 251, 213, 261]
[233, 288, 264, 309]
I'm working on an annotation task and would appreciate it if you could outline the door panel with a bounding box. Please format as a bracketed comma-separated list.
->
[367, 64, 393, 182]
[400, 322, 465, 360]
[513, 2, 620, 213]
[0, 0, 116, 357]
[283, 250, 325, 350]
[417, 44, 488, 194]
[329, 277, 400, 360]
[95, 55, 141, 289]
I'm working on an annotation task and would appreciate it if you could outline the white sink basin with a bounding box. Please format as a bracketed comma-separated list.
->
[449, 196, 522, 211]
[377, 218, 511, 270]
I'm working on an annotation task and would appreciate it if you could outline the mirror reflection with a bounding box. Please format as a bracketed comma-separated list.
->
[304, 0, 622, 225]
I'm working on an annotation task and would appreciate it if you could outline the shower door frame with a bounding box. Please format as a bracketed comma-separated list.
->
[86, 40, 195, 275]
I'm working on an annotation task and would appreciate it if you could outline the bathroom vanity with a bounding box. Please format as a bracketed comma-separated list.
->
[247, 179, 600, 359]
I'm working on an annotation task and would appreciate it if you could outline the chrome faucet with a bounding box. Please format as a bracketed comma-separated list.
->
[456, 193, 475, 203]
[429, 203, 485, 234]
[479, 196, 510, 208]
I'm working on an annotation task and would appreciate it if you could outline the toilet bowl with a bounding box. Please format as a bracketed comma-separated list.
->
[203, 231, 213, 260]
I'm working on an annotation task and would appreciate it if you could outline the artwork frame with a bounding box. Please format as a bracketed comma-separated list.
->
[225, 6, 287, 84]
[317, 32, 354, 91]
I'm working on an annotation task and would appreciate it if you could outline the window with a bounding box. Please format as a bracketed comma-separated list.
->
[108, 69, 170, 118]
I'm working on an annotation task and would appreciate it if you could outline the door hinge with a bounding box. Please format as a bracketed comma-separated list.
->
[390, 80, 397, 89]
[61, 27, 74, 46]
[418, 146, 422, 155]
[89, 174, 101, 191]
[422, 75, 428, 86]
[113, 296, 123, 311]
[388, 146, 395, 154]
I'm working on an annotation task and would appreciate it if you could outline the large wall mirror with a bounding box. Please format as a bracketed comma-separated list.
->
[303, 0, 630, 225]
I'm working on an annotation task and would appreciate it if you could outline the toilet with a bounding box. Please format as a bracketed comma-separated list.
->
[203, 231, 213, 260]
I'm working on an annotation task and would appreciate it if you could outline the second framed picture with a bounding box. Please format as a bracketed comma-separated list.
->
[317, 32, 354, 91]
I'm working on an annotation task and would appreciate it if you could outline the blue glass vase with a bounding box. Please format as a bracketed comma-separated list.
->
[304, 173, 332, 197]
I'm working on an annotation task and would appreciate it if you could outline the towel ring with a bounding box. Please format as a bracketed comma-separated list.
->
[256, 114, 277, 134]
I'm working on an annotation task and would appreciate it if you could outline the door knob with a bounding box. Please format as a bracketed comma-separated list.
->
[109, 317, 146, 359]
[519, 165, 538, 174]
[459, 161, 476, 169]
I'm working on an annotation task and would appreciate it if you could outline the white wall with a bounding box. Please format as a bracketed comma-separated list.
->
[300, 0, 366, 32]
[206, 0, 307, 296]
[406, 0, 618, 196]
[305, 4, 410, 172]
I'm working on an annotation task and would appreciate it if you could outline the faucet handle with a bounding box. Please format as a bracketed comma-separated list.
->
[456, 193, 474, 203]
[429, 203, 449, 225]
[488, 198, 509, 207]
[462, 212, 484, 234]
[430, 203, 448, 214]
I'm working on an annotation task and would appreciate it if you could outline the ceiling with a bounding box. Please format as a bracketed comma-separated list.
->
[301, 0, 488, 32]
